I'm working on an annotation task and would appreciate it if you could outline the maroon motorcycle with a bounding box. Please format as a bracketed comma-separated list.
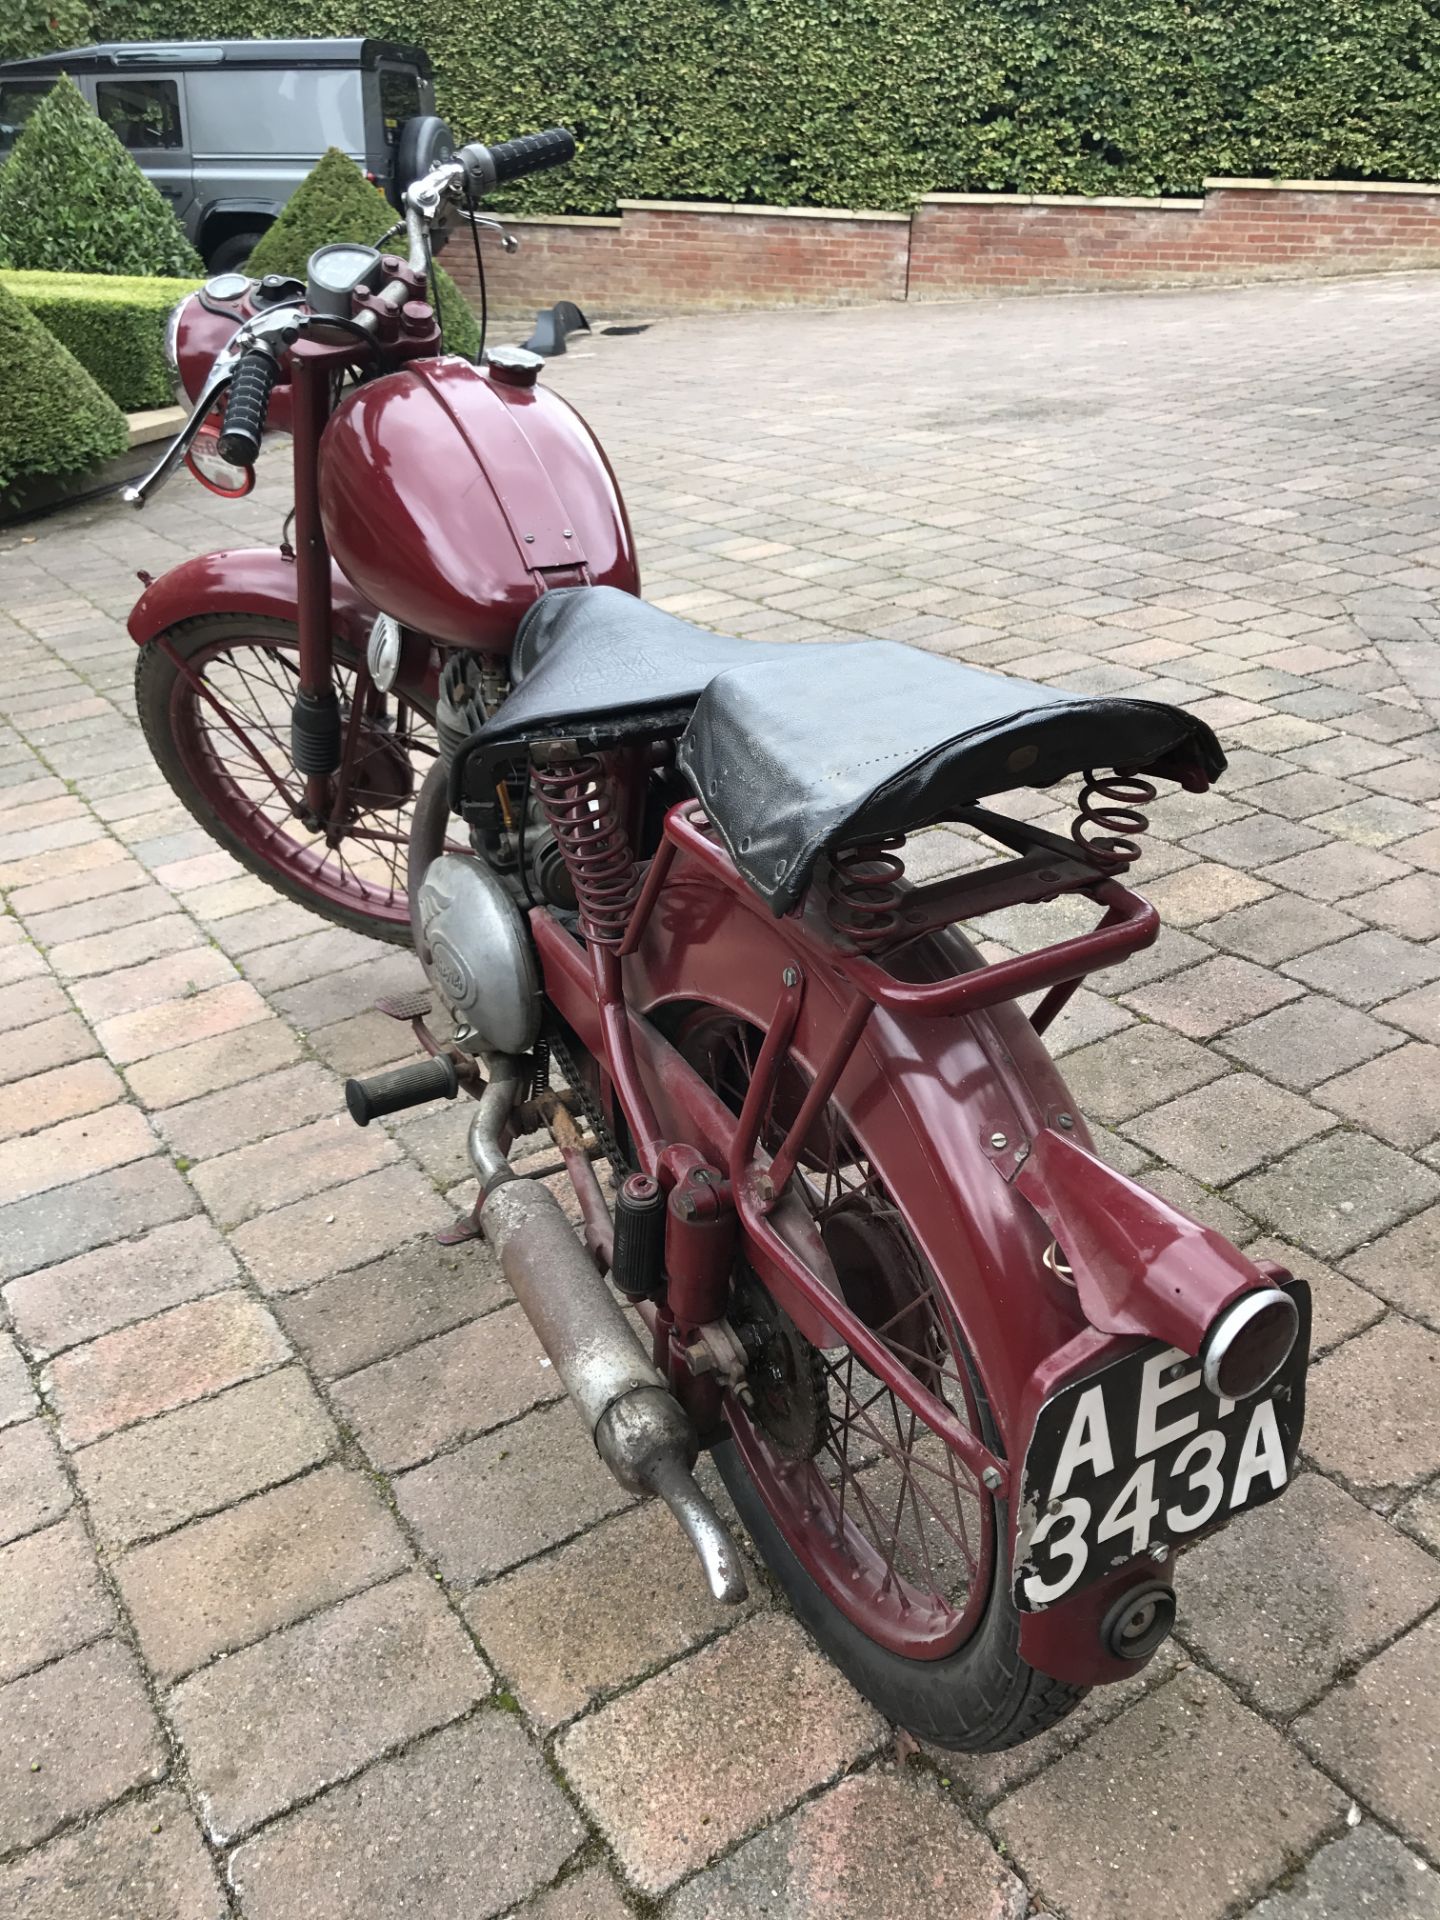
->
[128, 133, 1308, 1752]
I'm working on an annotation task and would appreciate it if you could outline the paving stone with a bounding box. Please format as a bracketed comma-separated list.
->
[1182, 813, 1329, 866]
[1125, 1073, 1331, 1185]
[75, 1366, 336, 1547]
[1141, 862, 1274, 928]
[1390, 823, 1440, 872]
[2, 1215, 238, 1358]
[155, 1061, 345, 1162]
[0, 1157, 197, 1281]
[395, 1398, 632, 1587]
[1259, 842, 1412, 903]
[1222, 996, 1405, 1090]
[1396, 1482, 1440, 1554]
[1140, 1165, 1258, 1243]
[1122, 955, 1303, 1039]
[1056, 1023, 1227, 1127]
[1303, 1316, 1440, 1501]
[0, 1639, 166, 1852]
[0, 1102, 158, 1208]
[0, 1419, 71, 1545]
[1296, 1613, 1440, 1855]
[1230, 1132, 1440, 1259]
[1343, 1206, 1440, 1325]
[0, 1056, 123, 1143]
[1246, 1236, 1384, 1354]
[520, 1866, 635, 1920]
[116, 1462, 408, 1681]
[169, 1571, 490, 1843]
[1350, 874, 1440, 943]
[241, 926, 390, 993]
[22, 880, 173, 948]
[7, 850, 144, 918]
[231, 1164, 455, 1294]
[1379, 981, 1440, 1045]
[0, 1331, 33, 1427]
[123, 1017, 303, 1108]
[95, 979, 269, 1065]
[559, 1614, 883, 1896]
[1283, 931, 1440, 1009]
[202, 897, 319, 953]
[1177, 1473, 1440, 1715]
[0, 1786, 226, 1920]
[274, 1237, 506, 1378]
[991, 1668, 1344, 1920]
[0, 1010, 100, 1087]
[1312, 795, 1440, 850]
[465, 1499, 759, 1731]
[0, 1516, 114, 1682]
[665, 1767, 1022, 1920]
[0, 972, 70, 1035]
[1246, 1825, 1440, 1920]
[227, 1713, 582, 1920]
[189, 1114, 398, 1229]
[1315, 1044, 1440, 1151]
[69, 946, 236, 1024]
[45, 912, 204, 983]
[1250, 771, 1366, 820]
[43, 1289, 289, 1449]
[333, 1303, 561, 1472]
[1201, 893, 1362, 967]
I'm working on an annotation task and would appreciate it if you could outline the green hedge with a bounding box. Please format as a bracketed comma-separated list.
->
[95, 0, 1440, 213]
[0, 280, 129, 494]
[247, 147, 481, 360]
[0, 271, 200, 410]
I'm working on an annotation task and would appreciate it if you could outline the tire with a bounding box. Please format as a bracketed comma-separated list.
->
[206, 229, 267, 276]
[136, 615, 441, 943]
[679, 1007, 1088, 1752]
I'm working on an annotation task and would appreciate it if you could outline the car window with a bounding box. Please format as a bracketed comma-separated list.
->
[0, 81, 47, 152]
[378, 68, 421, 148]
[96, 78, 184, 150]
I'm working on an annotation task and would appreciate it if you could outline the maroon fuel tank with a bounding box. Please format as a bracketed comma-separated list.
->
[317, 357, 639, 654]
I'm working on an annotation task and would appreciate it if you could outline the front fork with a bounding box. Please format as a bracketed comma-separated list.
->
[288, 357, 341, 814]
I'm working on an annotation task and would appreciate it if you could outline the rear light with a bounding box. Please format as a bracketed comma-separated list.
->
[365, 169, 380, 185]
[1200, 1288, 1299, 1400]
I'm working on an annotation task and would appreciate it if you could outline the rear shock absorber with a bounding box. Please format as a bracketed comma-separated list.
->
[531, 754, 640, 946]
[825, 836, 906, 952]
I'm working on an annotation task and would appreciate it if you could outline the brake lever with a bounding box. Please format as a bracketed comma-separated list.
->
[123, 306, 306, 509]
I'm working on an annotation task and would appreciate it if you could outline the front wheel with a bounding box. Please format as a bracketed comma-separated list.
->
[679, 1009, 1087, 1751]
[136, 615, 440, 942]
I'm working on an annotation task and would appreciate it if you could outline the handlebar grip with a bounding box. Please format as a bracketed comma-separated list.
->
[218, 349, 281, 468]
[487, 127, 576, 184]
[344, 1055, 460, 1127]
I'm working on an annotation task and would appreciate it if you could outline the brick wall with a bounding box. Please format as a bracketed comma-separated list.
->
[450, 180, 1440, 321]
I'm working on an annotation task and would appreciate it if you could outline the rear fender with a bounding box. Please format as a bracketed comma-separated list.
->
[615, 863, 1272, 1685]
[128, 549, 378, 659]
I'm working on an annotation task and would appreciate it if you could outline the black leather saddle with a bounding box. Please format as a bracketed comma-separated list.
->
[458, 586, 1224, 915]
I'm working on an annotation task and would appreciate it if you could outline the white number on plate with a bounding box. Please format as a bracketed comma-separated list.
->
[1165, 1430, 1227, 1534]
[1020, 1496, 1091, 1609]
[1097, 1459, 1161, 1559]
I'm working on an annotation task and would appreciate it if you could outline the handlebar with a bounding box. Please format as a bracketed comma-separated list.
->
[460, 128, 577, 192]
[217, 347, 282, 468]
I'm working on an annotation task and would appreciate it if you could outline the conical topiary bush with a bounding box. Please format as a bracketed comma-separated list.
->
[247, 148, 481, 362]
[0, 279, 128, 494]
[0, 75, 203, 277]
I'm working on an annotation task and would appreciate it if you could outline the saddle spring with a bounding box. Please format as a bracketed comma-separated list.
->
[531, 754, 640, 946]
[1071, 770, 1156, 870]
[826, 837, 907, 952]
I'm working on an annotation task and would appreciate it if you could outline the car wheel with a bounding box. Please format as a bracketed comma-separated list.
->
[207, 229, 267, 275]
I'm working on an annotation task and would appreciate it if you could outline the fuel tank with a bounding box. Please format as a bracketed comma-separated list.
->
[317, 357, 640, 654]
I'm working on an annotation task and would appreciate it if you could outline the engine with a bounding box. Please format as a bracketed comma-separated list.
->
[414, 855, 541, 1056]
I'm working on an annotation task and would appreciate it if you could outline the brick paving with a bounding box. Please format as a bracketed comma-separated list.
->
[1, 272, 1438, 1916]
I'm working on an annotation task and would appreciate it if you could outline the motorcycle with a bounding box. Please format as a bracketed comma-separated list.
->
[128, 135, 1309, 1752]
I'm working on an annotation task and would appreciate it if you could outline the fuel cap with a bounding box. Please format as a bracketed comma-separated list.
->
[487, 345, 544, 389]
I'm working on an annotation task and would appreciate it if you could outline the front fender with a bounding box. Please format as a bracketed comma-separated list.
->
[128, 548, 378, 656]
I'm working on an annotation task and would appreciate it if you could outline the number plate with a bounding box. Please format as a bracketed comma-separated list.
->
[1013, 1282, 1310, 1612]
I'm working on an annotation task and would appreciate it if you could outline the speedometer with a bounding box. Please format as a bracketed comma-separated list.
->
[307, 243, 383, 317]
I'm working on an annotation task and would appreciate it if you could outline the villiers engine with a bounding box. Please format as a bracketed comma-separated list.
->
[415, 855, 541, 1055]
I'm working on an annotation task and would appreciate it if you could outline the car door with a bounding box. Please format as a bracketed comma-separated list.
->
[93, 71, 198, 240]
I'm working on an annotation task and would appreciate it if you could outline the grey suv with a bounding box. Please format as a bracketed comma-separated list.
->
[0, 38, 442, 271]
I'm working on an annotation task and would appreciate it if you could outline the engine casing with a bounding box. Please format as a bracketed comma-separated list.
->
[416, 854, 541, 1054]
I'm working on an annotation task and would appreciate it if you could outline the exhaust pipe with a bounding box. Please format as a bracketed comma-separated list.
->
[472, 1065, 747, 1606]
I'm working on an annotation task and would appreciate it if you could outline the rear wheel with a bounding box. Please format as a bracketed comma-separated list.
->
[136, 615, 439, 942]
[678, 1008, 1087, 1751]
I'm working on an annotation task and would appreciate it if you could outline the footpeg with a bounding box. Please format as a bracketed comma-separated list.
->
[345, 1055, 458, 1126]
